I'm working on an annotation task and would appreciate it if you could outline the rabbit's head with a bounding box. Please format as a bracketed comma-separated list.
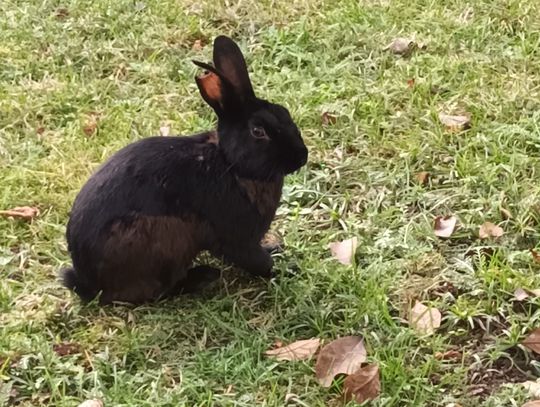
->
[194, 36, 307, 180]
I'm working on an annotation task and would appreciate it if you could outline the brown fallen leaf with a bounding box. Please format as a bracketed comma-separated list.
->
[0, 206, 39, 221]
[53, 342, 81, 357]
[343, 364, 380, 404]
[523, 401, 540, 407]
[192, 39, 204, 51]
[523, 328, 540, 354]
[328, 237, 358, 265]
[321, 112, 337, 126]
[434, 350, 462, 361]
[515, 288, 530, 301]
[384, 37, 416, 55]
[434, 216, 457, 238]
[78, 400, 104, 407]
[54, 7, 69, 19]
[415, 171, 429, 185]
[407, 78, 415, 88]
[409, 301, 441, 336]
[315, 336, 367, 387]
[531, 249, 540, 264]
[478, 222, 504, 239]
[264, 338, 320, 361]
[82, 114, 99, 136]
[438, 113, 471, 132]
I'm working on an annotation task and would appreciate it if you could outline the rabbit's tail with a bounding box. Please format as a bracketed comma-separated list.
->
[60, 266, 98, 302]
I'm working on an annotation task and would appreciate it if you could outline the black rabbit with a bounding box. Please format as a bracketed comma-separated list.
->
[61, 35, 308, 304]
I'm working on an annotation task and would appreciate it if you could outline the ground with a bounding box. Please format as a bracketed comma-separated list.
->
[1, 0, 540, 406]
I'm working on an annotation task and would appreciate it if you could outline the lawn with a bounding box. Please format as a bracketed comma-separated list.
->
[2, 0, 540, 405]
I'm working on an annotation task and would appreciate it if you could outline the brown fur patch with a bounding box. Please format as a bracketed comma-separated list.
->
[236, 177, 284, 216]
[99, 216, 209, 303]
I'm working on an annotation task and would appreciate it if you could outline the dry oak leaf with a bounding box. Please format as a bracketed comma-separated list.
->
[479, 222, 504, 239]
[523, 328, 540, 354]
[328, 237, 358, 265]
[409, 301, 441, 336]
[315, 336, 367, 387]
[264, 338, 320, 361]
[343, 364, 381, 404]
[0, 206, 39, 221]
[438, 113, 471, 132]
[78, 400, 104, 407]
[434, 216, 457, 238]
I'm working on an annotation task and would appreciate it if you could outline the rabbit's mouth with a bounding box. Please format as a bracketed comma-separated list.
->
[282, 145, 308, 174]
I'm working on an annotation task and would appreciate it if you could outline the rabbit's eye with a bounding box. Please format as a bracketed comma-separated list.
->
[251, 126, 268, 140]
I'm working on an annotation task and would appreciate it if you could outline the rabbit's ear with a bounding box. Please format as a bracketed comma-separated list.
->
[193, 61, 226, 112]
[212, 36, 255, 101]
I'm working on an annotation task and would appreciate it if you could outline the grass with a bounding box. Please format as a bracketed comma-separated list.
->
[1, 0, 540, 405]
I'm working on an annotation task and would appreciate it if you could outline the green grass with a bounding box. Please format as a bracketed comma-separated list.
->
[2, 0, 540, 405]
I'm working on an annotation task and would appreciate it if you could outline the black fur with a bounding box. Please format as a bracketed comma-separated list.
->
[62, 36, 308, 304]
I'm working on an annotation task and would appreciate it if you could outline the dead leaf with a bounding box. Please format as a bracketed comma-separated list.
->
[479, 222, 504, 239]
[78, 400, 104, 407]
[0, 206, 39, 221]
[54, 7, 69, 19]
[500, 207, 512, 220]
[434, 350, 462, 360]
[434, 216, 457, 238]
[409, 301, 441, 336]
[523, 380, 540, 398]
[531, 249, 540, 264]
[315, 336, 367, 387]
[53, 342, 81, 357]
[343, 364, 380, 404]
[438, 113, 471, 132]
[523, 401, 540, 407]
[407, 78, 415, 88]
[82, 114, 99, 136]
[523, 328, 540, 354]
[415, 171, 429, 185]
[328, 237, 358, 265]
[515, 288, 530, 301]
[159, 124, 171, 137]
[264, 338, 320, 361]
[192, 39, 204, 51]
[384, 37, 416, 55]
[321, 112, 337, 126]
